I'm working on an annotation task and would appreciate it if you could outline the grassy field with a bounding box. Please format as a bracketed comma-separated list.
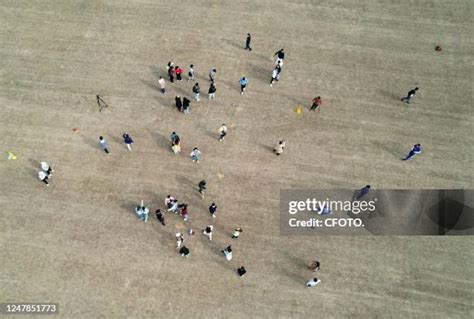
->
[0, 0, 473, 318]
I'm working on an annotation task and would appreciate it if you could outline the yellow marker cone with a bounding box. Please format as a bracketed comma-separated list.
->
[295, 105, 303, 115]
[7, 152, 17, 160]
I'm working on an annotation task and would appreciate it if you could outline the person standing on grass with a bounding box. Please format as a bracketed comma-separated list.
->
[203, 225, 214, 241]
[274, 48, 285, 65]
[222, 245, 233, 261]
[171, 135, 181, 154]
[165, 195, 175, 208]
[175, 96, 182, 112]
[182, 97, 191, 114]
[237, 266, 247, 277]
[167, 198, 179, 214]
[122, 133, 134, 151]
[218, 124, 228, 141]
[38, 170, 49, 186]
[40, 161, 54, 175]
[168, 65, 175, 83]
[231, 227, 243, 239]
[191, 148, 201, 163]
[401, 87, 419, 104]
[310, 96, 322, 111]
[176, 233, 184, 249]
[198, 180, 207, 195]
[231, 228, 242, 239]
[273, 140, 286, 155]
[99, 136, 110, 154]
[239, 77, 248, 95]
[175, 65, 183, 81]
[402, 144, 422, 161]
[306, 278, 321, 287]
[170, 132, 180, 145]
[155, 209, 165, 226]
[188, 64, 195, 81]
[209, 68, 217, 82]
[179, 246, 190, 257]
[193, 83, 200, 102]
[134, 201, 149, 223]
[179, 204, 189, 221]
[354, 185, 371, 200]
[209, 203, 217, 218]
[270, 64, 282, 86]
[245, 33, 252, 51]
[208, 82, 217, 99]
[158, 77, 166, 94]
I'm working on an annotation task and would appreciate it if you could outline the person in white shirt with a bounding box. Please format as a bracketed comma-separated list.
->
[40, 161, 53, 175]
[158, 77, 166, 94]
[203, 225, 214, 241]
[38, 171, 49, 186]
[188, 64, 195, 81]
[306, 278, 321, 287]
[176, 233, 184, 249]
[222, 245, 232, 261]
[218, 124, 228, 142]
[273, 140, 286, 156]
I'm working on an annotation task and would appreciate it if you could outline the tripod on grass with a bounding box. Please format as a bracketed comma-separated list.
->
[96, 95, 109, 112]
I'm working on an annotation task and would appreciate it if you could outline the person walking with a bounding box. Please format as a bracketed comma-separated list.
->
[208, 82, 216, 99]
[237, 266, 247, 277]
[245, 33, 252, 51]
[203, 225, 214, 241]
[273, 140, 286, 156]
[308, 261, 320, 272]
[209, 202, 217, 218]
[402, 143, 422, 161]
[401, 87, 419, 104]
[222, 245, 233, 261]
[158, 77, 166, 94]
[40, 161, 54, 175]
[274, 48, 285, 65]
[175, 65, 183, 81]
[270, 64, 282, 86]
[170, 132, 180, 145]
[155, 209, 165, 226]
[179, 245, 190, 257]
[176, 233, 185, 249]
[239, 77, 248, 95]
[168, 65, 175, 83]
[38, 170, 49, 186]
[306, 278, 321, 287]
[167, 199, 179, 214]
[191, 148, 201, 163]
[209, 68, 217, 82]
[198, 180, 207, 195]
[188, 64, 195, 81]
[354, 185, 371, 200]
[99, 136, 109, 154]
[171, 136, 181, 154]
[231, 228, 243, 239]
[310, 96, 322, 111]
[175, 95, 182, 112]
[218, 124, 228, 141]
[122, 133, 134, 151]
[192, 83, 200, 102]
[182, 97, 191, 114]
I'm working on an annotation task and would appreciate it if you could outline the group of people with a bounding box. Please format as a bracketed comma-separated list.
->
[36, 33, 427, 288]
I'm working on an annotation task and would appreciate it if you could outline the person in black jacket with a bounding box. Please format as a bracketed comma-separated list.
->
[182, 97, 191, 114]
[155, 209, 165, 226]
[192, 83, 200, 101]
[208, 83, 216, 99]
[245, 33, 252, 51]
[175, 95, 182, 111]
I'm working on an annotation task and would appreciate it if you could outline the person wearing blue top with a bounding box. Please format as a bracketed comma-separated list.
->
[122, 133, 134, 151]
[402, 144, 422, 161]
[239, 77, 248, 95]
[354, 185, 371, 200]
[209, 203, 217, 218]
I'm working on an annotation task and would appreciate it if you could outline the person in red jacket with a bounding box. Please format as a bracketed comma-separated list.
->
[175, 66, 183, 81]
[310, 96, 322, 111]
